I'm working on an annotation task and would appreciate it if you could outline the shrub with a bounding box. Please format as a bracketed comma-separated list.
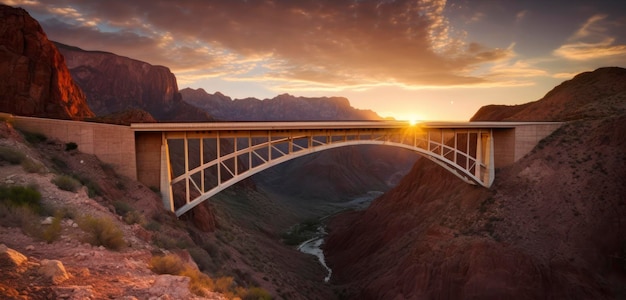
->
[0, 185, 42, 213]
[214, 276, 234, 293]
[41, 213, 63, 243]
[123, 210, 146, 225]
[113, 201, 134, 216]
[65, 142, 78, 151]
[181, 266, 215, 296]
[21, 158, 45, 173]
[150, 254, 218, 297]
[0, 202, 39, 232]
[0, 146, 25, 164]
[52, 175, 82, 192]
[149, 253, 186, 275]
[78, 215, 125, 250]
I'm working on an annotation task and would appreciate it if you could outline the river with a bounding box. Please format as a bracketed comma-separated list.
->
[296, 191, 383, 282]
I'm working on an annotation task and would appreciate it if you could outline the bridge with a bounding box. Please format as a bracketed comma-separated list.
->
[8, 115, 561, 217]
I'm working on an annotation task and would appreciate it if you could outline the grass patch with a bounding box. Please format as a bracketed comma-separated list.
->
[0, 146, 25, 164]
[41, 212, 63, 243]
[52, 175, 82, 192]
[78, 215, 125, 250]
[0, 184, 42, 213]
[21, 158, 46, 173]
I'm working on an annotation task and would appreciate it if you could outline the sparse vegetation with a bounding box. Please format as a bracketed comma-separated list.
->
[78, 215, 125, 250]
[281, 219, 321, 246]
[21, 158, 45, 173]
[41, 212, 63, 243]
[0, 184, 43, 213]
[52, 174, 82, 192]
[0, 146, 25, 164]
[150, 253, 271, 298]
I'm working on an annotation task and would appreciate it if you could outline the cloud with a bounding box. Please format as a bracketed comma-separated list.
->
[554, 14, 626, 61]
[13, 0, 513, 89]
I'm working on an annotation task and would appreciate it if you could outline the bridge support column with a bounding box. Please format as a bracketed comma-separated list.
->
[160, 136, 174, 212]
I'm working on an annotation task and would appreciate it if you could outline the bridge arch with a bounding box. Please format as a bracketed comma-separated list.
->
[156, 123, 494, 216]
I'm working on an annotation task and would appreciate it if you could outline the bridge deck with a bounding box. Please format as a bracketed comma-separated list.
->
[130, 121, 559, 132]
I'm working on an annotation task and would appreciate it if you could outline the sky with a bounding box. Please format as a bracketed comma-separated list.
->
[5, 0, 626, 121]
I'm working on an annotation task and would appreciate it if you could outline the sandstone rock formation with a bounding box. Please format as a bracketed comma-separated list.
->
[0, 5, 94, 119]
[55, 43, 212, 122]
[325, 68, 626, 299]
[181, 88, 381, 121]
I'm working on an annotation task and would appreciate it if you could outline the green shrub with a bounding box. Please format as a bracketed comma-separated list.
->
[78, 215, 125, 250]
[113, 201, 134, 216]
[52, 175, 82, 192]
[0, 185, 42, 213]
[65, 142, 78, 151]
[0, 146, 25, 164]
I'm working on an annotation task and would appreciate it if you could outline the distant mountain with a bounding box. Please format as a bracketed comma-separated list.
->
[55, 43, 212, 122]
[326, 68, 626, 298]
[0, 5, 93, 119]
[472, 67, 626, 121]
[180, 88, 381, 121]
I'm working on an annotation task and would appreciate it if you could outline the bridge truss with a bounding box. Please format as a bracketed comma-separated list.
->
[155, 122, 494, 216]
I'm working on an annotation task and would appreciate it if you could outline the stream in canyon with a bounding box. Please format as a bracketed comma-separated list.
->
[296, 191, 384, 282]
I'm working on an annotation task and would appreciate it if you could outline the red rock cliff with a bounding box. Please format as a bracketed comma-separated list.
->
[0, 5, 93, 119]
[55, 43, 212, 122]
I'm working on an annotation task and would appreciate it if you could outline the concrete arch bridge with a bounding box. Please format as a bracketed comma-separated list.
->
[8, 115, 560, 217]
[130, 121, 561, 217]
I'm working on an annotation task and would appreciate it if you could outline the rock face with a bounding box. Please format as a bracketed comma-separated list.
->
[471, 67, 626, 121]
[55, 43, 212, 122]
[0, 5, 94, 119]
[325, 68, 626, 299]
[181, 88, 381, 121]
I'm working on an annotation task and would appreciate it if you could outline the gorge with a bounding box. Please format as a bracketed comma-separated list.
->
[1, 4, 625, 299]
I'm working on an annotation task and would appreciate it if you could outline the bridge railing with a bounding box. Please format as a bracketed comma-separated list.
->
[161, 125, 493, 216]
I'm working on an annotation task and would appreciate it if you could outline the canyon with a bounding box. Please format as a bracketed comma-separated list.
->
[0, 3, 625, 299]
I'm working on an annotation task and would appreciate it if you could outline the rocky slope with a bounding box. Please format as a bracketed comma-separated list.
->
[55, 43, 212, 122]
[181, 88, 380, 121]
[472, 67, 626, 121]
[0, 115, 337, 299]
[0, 5, 94, 120]
[325, 68, 626, 299]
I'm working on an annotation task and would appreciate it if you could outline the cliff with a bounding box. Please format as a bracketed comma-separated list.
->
[0, 5, 94, 119]
[55, 43, 212, 122]
[181, 88, 381, 121]
[325, 68, 626, 299]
